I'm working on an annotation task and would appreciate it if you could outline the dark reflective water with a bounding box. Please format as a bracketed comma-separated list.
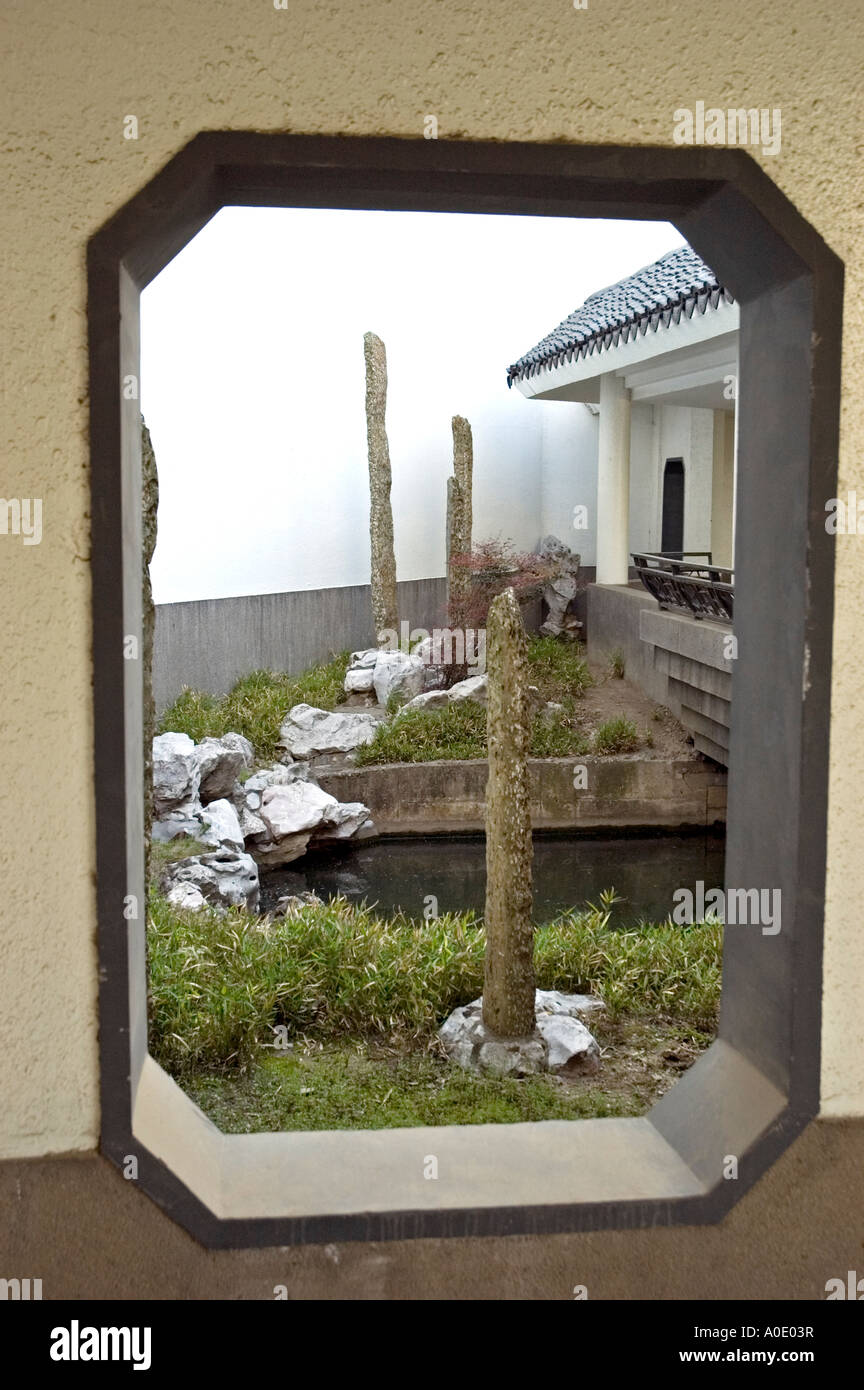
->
[260, 832, 725, 927]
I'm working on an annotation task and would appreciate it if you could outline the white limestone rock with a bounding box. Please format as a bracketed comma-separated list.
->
[438, 1001, 546, 1077]
[438, 990, 602, 1076]
[344, 649, 380, 694]
[198, 797, 245, 852]
[194, 735, 251, 803]
[538, 535, 582, 638]
[260, 781, 339, 837]
[351, 648, 381, 668]
[220, 731, 255, 765]
[310, 800, 373, 843]
[237, 802, 267, 839]
[396, 688, 451, 715]
[533, 989, 605, 1020]
[248, 781, 338, 866]
[447, 673, 488, 704]
[345, 666, 376, 694]
[151, 799, 206, 843]
[477, 1033, 547, 1077]
[152, 733, 200, 815]
[244, 763, 310, 794]
[160, 850, 260, 913]
[535, 1012, 601, 1074]
[399, 674, 488, 715]
[152, 794, 244, 852]
[372, 650, 425, 707]
[410, 636, 448, 692]
[410, 635, 439, 665]
[251, 832, 314, 868]
[165, 882, 207, 911]
[278, 704, 379, 758]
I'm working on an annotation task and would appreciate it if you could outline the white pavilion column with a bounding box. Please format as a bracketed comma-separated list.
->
[595, 371, 632, 585]
[711, 408, 735, 568]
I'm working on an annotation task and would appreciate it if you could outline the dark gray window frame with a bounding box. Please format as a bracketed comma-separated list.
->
[88, 134, 842, 1249]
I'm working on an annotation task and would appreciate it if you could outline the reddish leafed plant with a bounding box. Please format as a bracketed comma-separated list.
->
[448, 538, 560, 630]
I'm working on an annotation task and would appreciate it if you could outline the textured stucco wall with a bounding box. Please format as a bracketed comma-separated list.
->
[1, 0, 862, 1168]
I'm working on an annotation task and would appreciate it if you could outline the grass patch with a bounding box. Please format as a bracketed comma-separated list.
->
[158, 652, 351, 761]
[594, 716, 642, 754]
[529, 710, 591, 758]
[609, 648, 626, 679]
[356, 636, 594, 765]
[147, 893, 721, 1076]
[156, 638, 601, 766]
[183, 1014, 718, 1132]
[526, 635, 592, 703]
[355, 701, 488, 765]
[356, 700, 592, 765]
[184, 1043, 648, 1132]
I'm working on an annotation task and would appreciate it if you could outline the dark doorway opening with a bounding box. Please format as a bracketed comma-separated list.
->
[661, 457, 685, 553]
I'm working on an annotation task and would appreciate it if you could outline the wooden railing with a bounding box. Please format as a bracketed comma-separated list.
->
[631, 552, 734, 622]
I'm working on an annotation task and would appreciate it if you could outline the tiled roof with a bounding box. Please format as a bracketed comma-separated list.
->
[507, 244, 734, 388]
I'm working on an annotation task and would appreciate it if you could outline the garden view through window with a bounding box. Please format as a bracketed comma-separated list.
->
[142, 206, 737, 1134]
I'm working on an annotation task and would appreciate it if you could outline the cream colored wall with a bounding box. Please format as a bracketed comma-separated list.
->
[1, 0, 862, 1156]
[711, 410, 736, 569]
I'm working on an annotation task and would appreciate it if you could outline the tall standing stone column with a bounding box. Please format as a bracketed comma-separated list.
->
[446, 475, 465, 615]
[452, 413, 473, 552]
[363, 332, 398, 638]
[482, 587, 536, 1037]
[446, 414, 473, 618]
[141, 416, 159, 884]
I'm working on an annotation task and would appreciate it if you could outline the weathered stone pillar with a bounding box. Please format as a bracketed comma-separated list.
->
[482, 587, 536, 1037]
[141, 416, 159, 883]
[596, 371, 632, 585]
[363, 332, 398, 638]
[446, 415, 473, 617]
[452, 413, 473, 552]
[446, 475, 465, 614]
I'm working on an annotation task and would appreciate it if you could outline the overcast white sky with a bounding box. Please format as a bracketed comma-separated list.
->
[141, 208, 685, 604]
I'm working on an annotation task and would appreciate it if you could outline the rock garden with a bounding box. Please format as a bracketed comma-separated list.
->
[149, 611, 721, 1132]
[144, 333, 721, 1133]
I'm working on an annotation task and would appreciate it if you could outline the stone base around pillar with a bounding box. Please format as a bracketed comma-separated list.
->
[438, 991, 603, 1077]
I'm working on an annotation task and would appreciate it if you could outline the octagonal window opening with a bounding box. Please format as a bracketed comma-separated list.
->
[88, 135, 841, 1246]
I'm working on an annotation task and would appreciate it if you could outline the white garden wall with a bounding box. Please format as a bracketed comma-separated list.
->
[141, 209, 686, 604]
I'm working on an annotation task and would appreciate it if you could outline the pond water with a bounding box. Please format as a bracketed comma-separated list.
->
[260, 831, 725, 927]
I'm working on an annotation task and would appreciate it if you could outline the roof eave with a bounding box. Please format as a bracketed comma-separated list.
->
[514, 296, 739, 403]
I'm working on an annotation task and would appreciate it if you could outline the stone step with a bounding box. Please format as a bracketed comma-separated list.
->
[669, 677, 731, 729]
[665, 651, 733, 702]
[691, 730, 729, 767]
[679, 702, 730, 751]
